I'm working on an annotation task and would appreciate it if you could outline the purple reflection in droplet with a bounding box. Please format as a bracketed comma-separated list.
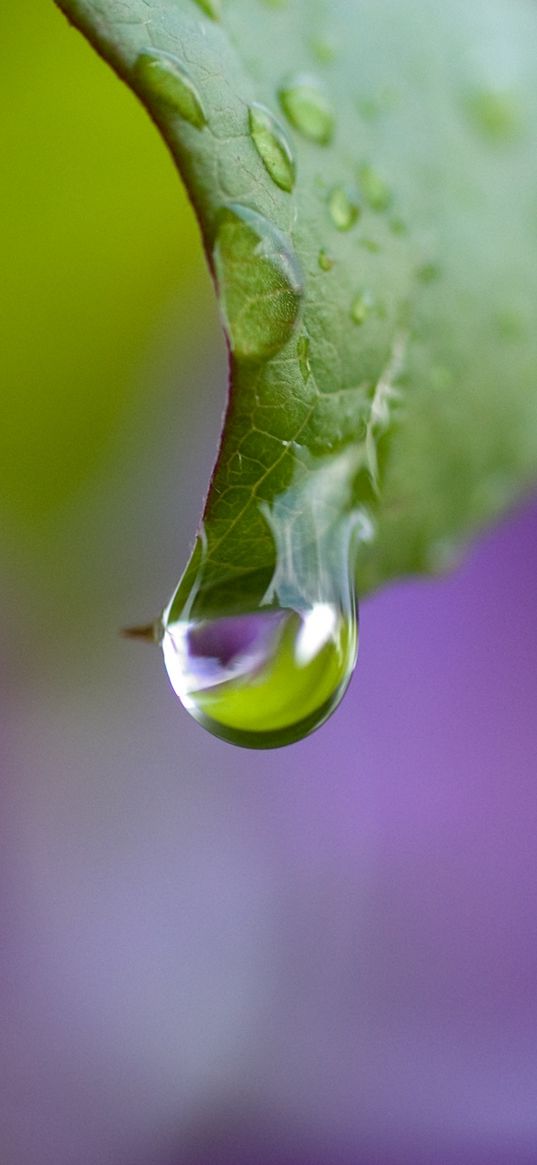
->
[187, 611, 285, 667]
[173, 609, 289, 692]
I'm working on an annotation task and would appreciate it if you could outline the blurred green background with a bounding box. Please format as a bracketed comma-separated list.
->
[1, 0, 220, 622]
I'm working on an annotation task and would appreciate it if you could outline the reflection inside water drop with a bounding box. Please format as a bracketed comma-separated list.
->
[160, 448, 368, 749]
[162, 600, 357, 749]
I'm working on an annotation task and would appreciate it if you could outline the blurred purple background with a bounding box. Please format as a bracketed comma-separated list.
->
[3, 332, 536, 1162]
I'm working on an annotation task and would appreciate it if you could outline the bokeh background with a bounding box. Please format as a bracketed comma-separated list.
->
[2, 4, 537, 1163]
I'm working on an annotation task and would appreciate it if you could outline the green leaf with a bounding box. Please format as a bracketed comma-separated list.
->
[54, 0, 537, 605]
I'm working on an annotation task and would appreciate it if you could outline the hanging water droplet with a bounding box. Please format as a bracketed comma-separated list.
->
[278, 75, 335, 144]
[296, 334, 311, 381]
[213, 204, 304, 361]
[160, 449, 365, 748]
[194, 0, 221, 19]
[318, 247, 335, 271]
[329, 185, 361, 231]
[161, 602, 357, 748]
[351, 289, 374, 324]
[359, 163, 392, 211]
[248, 103, 296, 192]
[134, 49, 207, 128]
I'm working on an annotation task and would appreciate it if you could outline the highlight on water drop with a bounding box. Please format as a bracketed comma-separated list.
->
[248, 102, 296, 192]
[159, 449, 367, 748]
[278, 75, 335, 144]
[134, 49, 207, 128]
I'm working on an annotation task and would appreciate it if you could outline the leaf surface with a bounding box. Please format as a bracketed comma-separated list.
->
[55, 0, 537, 600]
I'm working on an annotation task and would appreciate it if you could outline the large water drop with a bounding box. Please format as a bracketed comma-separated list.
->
[162, 601, 356, 748]
[160, 450, 367, 748]
[213, 204, 303, 360]
[134, 49, 207, 128]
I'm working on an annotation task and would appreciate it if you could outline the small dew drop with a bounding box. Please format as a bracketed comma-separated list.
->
[359, 163, 392, 211]
[358, 97, 380, 122]
[318, 248, 335, 271]
[360, 237, 381, 254]
[351, 290, 374, 325]
[464, 89, 522, 144]
[134, 49, 207, 128]
[357, 87, 399, 122]
[389, 216, 407, 236]
[278, 75, 335, 144]
[417, 261, 441, 284]
[310, 34, 338, 64]
[193, 0, 221, 19]
[297, 334, 311, 382]
[248, 103, 296, 192]
[329, 185, 361, 231]
[494, 309, 526, 341]
[213, 203, 304, 361]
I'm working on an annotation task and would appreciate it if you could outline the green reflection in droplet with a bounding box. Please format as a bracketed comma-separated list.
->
[278, 75, 335, 144]
[248, 103, 296, 192]
[161, 449, 370, 748]
[213, 203, 304, 361]
[134, 49, 207, 128]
